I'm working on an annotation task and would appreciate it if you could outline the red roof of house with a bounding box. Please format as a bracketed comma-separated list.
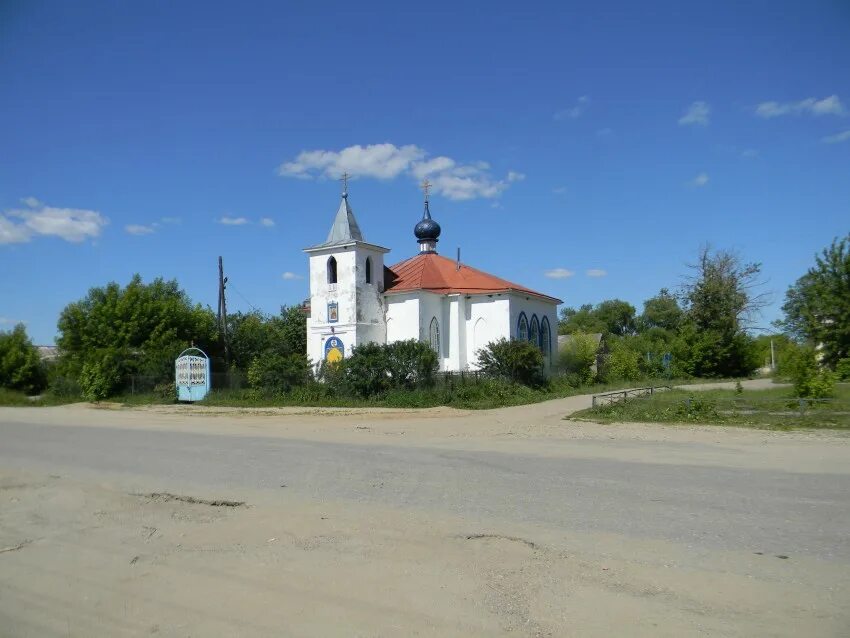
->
[384, 253, 562, 303]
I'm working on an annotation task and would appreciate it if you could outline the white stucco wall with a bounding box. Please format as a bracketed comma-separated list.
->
[465, 296, 511, 369]
[386, 294, 420, 343]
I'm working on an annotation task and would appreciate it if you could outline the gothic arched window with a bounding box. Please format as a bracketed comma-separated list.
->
[365, 256, 372, 284]
[517, 312, 528, 341]
[530, 315, 540, 346]
[327, 256, 337, 284]
[429, 317, 440, 356]
[541, 317, 551, 360]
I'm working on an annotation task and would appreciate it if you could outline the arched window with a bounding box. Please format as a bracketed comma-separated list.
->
[327, 256, 337, 284]
[429, 317, 440, 355]
[540, 317, 551, 360]
[365, 256, 372, 284]
[517, 312, 528, 341]
[530, 315, 540, 346]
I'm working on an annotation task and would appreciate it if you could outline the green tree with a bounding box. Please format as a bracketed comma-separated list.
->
[56, 275, 218, 395]
[228, 305, 307, 371]
[476, 338, 545, 386]
[595, 299, 637, 336]
[780, 234, 850, 368]
[638, 289, 683, 333]
[557, 333, 599, 385]
[0, 324, 47, 395]
[599, 337, 642, 382]
[559, 299, 636, 336]
[679, 246, 764, 377]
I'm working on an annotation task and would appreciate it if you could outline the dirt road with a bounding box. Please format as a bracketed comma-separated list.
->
[1, 380, 848, 637]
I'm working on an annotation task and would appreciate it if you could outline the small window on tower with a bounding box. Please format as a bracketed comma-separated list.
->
[327, 256, 337, 284]
[365, 257, 372, 284]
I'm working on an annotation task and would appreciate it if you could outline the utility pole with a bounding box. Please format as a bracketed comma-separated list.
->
[770, 338, 776, 371]
[218, 256, 229, 366]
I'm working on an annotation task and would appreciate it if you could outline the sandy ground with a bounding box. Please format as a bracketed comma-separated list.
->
[1, 379, 849, 637]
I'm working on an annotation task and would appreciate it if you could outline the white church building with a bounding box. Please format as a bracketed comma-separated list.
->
[304, 184, 561, 373]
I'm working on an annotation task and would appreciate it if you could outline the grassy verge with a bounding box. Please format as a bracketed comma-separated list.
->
[193, 377, 710, 411]
[1, 376, 765, 411]
[0, 388, 79, 407]
[571, 384, 850, 430]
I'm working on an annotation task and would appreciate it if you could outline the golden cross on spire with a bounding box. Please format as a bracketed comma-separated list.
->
[420, 179, 432, 202]
[340, 172, 350, 196]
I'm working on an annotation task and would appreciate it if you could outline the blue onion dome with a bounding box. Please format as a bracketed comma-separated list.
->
[414, 202, 441, 241]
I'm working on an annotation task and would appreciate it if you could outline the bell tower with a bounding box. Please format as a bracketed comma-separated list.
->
[303, 176, 390, 368]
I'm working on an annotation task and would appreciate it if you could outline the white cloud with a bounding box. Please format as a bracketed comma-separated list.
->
[259, 217, 275, 227]
[554, 96, 590, 121]
[755, 95, 846, 118]
[679, 101, 710, 126]
[1, 200, 108, 244]
[0, 215, 31, 244]
[160, 216, 181, 224]
[552, 186, 568, 195]
[279, 143, 519, 201]
[822, 129, 850, 144]
[281, 272, 303, 280]
[741, 148, 759, 158]
[219, 216, 249, 225]
[280, 143, 425, 180]
[21, 197, 41, 208]
[586, 269, 607, 277]
[544, 268, 575, 279]
[125, 224, 156, 235]
[689, 172, 710, 187]
[0, 316, 23, 325]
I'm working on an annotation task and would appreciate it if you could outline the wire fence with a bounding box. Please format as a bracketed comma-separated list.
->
[122, 371, 248, 394]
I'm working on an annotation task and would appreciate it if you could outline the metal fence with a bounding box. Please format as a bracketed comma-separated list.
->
[591, 385, 672, 408]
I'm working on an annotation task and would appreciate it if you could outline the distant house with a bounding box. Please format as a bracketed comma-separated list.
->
[36, 345, 59, 362]
[557, 333, 605, 374]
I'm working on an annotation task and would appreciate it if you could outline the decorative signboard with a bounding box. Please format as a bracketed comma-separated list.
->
[324, 336, 344, 363]
[327, 302, 339, 323]
[175, 347, 211, 402]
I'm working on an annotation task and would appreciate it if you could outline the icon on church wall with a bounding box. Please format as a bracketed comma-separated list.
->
[324, 336, 344, 363]
[327, 302, 339, 323]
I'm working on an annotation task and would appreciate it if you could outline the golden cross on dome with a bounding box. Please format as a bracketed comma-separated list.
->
[420, 179, 432, 202]
[340, 172, 350, 196]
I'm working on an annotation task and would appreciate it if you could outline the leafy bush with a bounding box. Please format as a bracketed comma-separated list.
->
[782, 345, 836, 399]
[47, 374, 81, 398]
[476, 338, 545, 386]
[384, 340, 439, 389]
[153, 381, 176, 402]
[599, 338, 642, 383]
[0, 324, 47, 395]
[78, 351, 123, 401]
[672, 395, 720, 421]
[557, 333, 598, 385]
[247, 351, 312, 394]
[836, 358, 850, 381]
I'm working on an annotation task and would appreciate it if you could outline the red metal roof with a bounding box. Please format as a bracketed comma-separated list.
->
[384, 253, 562, 303]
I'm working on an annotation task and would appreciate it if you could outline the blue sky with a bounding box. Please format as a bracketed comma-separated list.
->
[1, 0, 848, 344]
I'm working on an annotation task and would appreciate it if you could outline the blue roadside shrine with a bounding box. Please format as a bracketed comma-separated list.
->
[175, 347, 211, 402]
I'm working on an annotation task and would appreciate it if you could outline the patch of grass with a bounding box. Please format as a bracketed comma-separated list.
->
[572, 384, 850, 430]
[193, 377, 710, 411]
[0, 388, 79, 407]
